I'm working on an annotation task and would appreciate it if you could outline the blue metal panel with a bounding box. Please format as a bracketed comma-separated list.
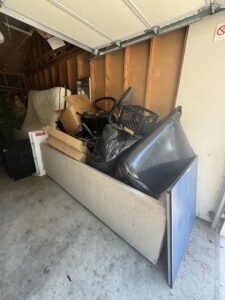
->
[167, 157, 198, 287]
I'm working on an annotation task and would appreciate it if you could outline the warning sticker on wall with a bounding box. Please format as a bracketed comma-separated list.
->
[214, 23, 225, 41]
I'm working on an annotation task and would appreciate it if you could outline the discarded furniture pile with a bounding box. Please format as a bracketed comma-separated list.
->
[0, 86, 197, 287]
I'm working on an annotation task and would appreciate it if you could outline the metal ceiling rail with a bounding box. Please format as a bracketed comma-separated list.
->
[122, 0, 152, 29]
[95, 3, 225, 57]
[47, 0, 116, 42]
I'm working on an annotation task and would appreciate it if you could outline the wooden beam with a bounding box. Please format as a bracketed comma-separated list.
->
[50, 65, 59, 86]
[105, 50, 124, 101]
[38, 70, 45, 90]
[77, 52, 90, 80]
[34, 73, 40, 90]
[66, 57, 77, 93]
[123, 41, 149, 106]
[44, 68, 51, 89]
[58, 60, 67, 87]
[90, 56, 105, 102]
[145, 28, 187, 118]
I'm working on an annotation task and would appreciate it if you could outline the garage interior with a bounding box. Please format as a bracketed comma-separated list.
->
[0, 1, 225, 299]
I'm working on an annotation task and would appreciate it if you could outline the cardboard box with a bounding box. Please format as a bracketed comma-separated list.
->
[55, 94, 95, 135]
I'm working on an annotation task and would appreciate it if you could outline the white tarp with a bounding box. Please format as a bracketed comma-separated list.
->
[22, 87, 70, 132]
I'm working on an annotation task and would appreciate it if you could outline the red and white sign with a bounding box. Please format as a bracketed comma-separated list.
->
[214, 23, 225, 41]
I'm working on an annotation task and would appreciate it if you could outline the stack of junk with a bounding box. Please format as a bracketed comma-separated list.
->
[31, 87, 195, 199]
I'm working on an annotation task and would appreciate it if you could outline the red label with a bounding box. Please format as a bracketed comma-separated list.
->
[35, 132, 46, 136]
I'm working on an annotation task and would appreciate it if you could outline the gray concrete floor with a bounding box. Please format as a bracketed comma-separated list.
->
[0, 167, 224, 300]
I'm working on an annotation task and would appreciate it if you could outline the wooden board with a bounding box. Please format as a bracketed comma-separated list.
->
[47, 136, 86, 162]
[90, 56, 105, 102]
[38, 70, 45, 90]
[77, 52, 90, 79]
[145, 28, 187, 119]
[58, 60, 67, 87]
[105, 50, 124, 101]
[123, 41, 150, 106]
[34, 73, 40, 90]
[43, 125, 87, 153]
[66, 57, 77, 93]
[44, 68, 51, 89]
[50, 65, 59, 87]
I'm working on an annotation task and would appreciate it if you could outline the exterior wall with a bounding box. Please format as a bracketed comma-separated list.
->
[176, 12, 225, 221]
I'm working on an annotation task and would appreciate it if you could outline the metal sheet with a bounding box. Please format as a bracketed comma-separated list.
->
[167, 157, 198, 287]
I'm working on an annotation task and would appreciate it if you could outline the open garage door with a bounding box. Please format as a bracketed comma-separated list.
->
[1, 0, 224, 55]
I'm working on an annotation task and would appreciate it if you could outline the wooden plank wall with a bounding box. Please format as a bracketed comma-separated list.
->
[90, 28, 187, 118]
[24, 27, 187, 119]
[145, 29, 187, 118]
[24, 49, 90, 94]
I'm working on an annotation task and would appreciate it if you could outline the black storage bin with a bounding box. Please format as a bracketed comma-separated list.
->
[1, 139, 35, 180]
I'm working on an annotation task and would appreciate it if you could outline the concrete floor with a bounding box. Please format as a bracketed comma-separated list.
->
[0, 167, 224, 300]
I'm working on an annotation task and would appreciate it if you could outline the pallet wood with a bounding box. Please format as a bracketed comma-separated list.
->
[47, 136, 86, 162]
[145, 28, 187, 119]
[43, 125, 86, 153]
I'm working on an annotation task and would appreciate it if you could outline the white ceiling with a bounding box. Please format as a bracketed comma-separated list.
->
[1, 0, 209, 52]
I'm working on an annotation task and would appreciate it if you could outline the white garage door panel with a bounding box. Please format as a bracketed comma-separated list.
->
[2, 0, 209, 51]
[3, 0, 109, 48]
[55, 0, 145, 41]
[132, 0, 207, 26]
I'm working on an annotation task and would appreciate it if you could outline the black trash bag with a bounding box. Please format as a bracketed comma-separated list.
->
[86, 152, 113, 175]
[96, 124, 141, 162]
[116, 107, 195, 198]
[87, 124, 141, 174]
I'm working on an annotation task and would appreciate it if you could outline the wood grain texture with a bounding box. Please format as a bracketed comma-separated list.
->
[44, 68, 51, 89]
[66, 57, 77, 93]
[145, 28, 187, 118]
[105, 50, 124, 101]
[123, 41, 150, 106]
[58, 60, 67, 87]
[77, 52, 90, 79]
[90, 56, 105, 102]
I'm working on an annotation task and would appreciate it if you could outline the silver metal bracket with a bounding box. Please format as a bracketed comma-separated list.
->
[93, 48, 99, 56]
[114, 40, 122, 47]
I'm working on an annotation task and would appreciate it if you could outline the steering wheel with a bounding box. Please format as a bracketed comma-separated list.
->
[93, 97, 116, 115]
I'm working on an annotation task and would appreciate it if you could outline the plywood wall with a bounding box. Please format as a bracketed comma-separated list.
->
[90, 28, 187, 118]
